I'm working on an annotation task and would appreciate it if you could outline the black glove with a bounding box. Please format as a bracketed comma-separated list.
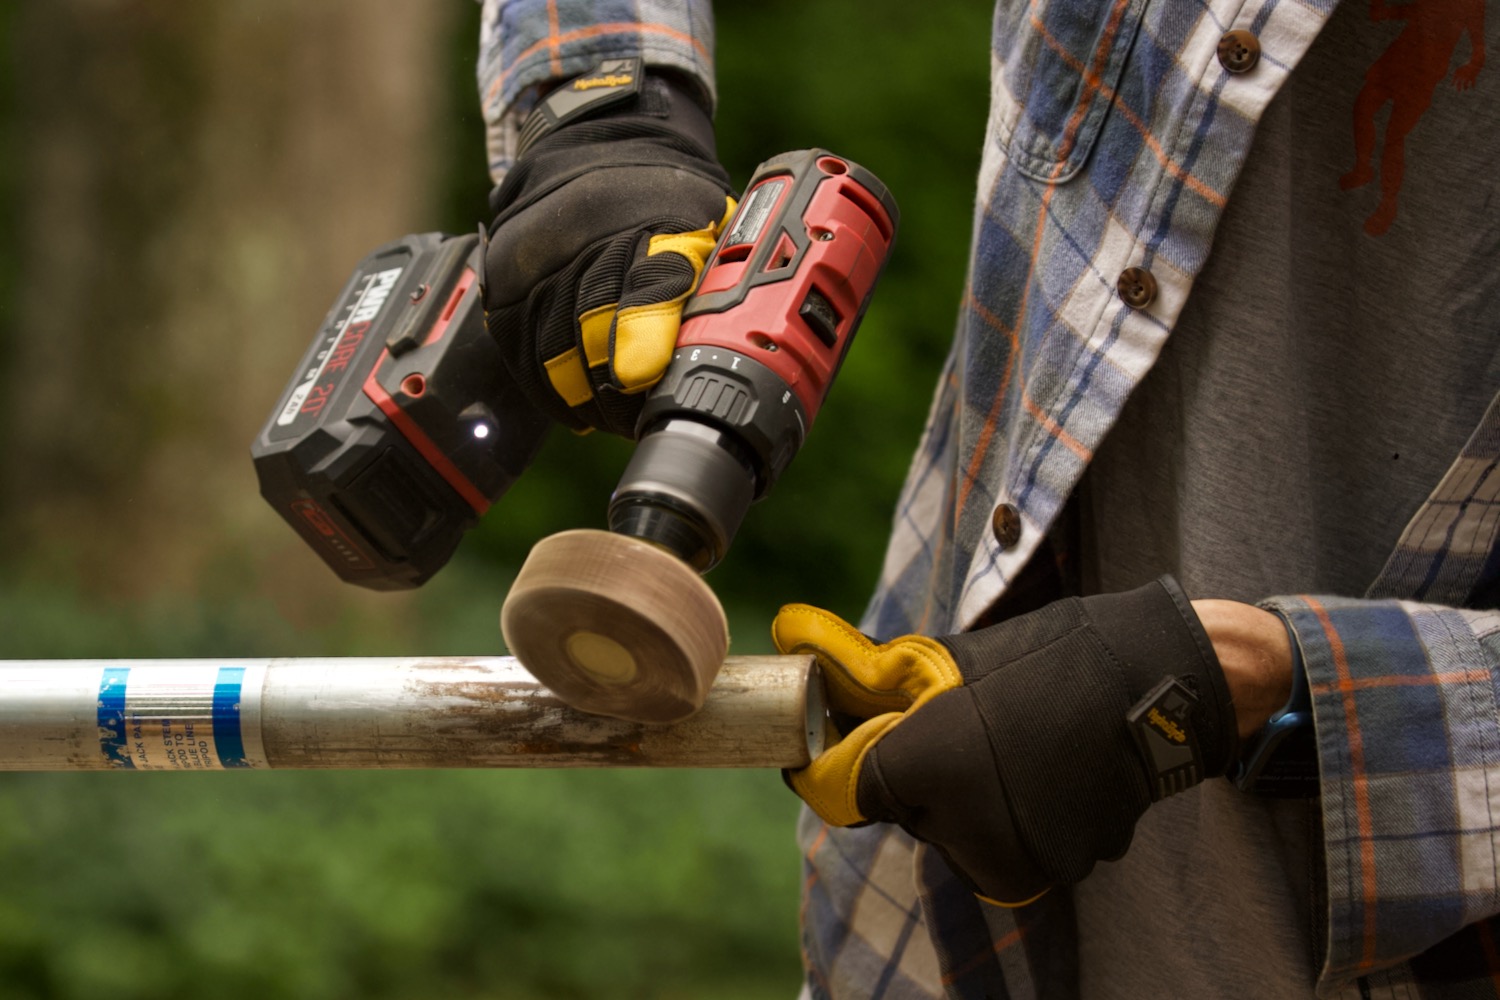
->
[774, 576, 1239, 905]
[482, 59, 736, 437]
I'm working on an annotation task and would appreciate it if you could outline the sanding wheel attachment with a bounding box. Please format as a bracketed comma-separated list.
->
[501, 529, 730, 724]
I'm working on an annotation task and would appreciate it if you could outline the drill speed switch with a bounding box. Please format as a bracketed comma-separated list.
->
[609, 150, 899, 570]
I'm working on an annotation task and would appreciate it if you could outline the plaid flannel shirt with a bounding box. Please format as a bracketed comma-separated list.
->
[478, 0, 715, 182]
[478, 2, 1500, 996]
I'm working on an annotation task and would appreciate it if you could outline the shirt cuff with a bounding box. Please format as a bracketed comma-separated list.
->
[1262, 595, 1500, 995]
[477, 0, 716, 183]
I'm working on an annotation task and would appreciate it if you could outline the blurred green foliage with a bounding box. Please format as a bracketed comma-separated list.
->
[0, 767, 798, 1000]
[0, 2, 991, 998]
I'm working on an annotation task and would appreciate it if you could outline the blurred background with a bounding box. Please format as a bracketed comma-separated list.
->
[0, 3, 989, 997]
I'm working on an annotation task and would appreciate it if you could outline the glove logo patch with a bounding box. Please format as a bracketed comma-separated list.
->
[1126, 676, 1205, 800]
[573, 72, 635, 92]
[1145, 706, 1187, 745]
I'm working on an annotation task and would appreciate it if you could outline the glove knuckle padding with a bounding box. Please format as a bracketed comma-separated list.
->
[492, 245, 613, 429]
[482, 75, 733, 435]
[610, 239, 705, 391]
[487, 180, 725, 423]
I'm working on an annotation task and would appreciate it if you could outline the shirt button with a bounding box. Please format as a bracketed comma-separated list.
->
[1217, 29, 1261, 74]
[992, 504, 1022, 549]
[1117, 266, 1158, 309]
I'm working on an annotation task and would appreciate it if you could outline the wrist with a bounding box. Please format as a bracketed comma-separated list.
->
[1190, 600, 1294, 739]
[1070, 576, 1240, 780]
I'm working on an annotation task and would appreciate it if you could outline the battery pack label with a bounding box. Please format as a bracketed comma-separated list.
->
[271, 264, 405, 440]
[96, 664, 268, 770]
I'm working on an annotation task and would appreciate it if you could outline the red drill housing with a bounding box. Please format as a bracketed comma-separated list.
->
[683, 152, 896, 417]
[608, 150, 899, 571]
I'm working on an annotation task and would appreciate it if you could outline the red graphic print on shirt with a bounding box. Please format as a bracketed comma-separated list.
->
[1339, 0, 1485, 236]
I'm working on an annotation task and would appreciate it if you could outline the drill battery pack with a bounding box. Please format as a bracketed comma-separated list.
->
[251, 232, 548, 590]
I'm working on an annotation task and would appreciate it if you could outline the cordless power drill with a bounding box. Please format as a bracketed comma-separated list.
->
[253, 63, 897, 719]
[253, 158, 896, 588]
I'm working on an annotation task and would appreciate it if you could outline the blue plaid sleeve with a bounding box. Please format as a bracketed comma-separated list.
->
[477, 0, 716, 182]
[1263, 594, 1500, 993]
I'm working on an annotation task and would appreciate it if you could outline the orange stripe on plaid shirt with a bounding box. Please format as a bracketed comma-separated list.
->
[954, 0, 1128, 527]
[545, 0, 562, 75]
[1024, 394, 1092, 462]
[1026, 10, 1229, 208]
[940, 926, 1023, 987]
[1307, 596, 1380, 970]
[953, 290, 1024, 521]
[484, 22, 712, 108]
[1311, 669, 1492, 694]
[799, 824, 830, 995]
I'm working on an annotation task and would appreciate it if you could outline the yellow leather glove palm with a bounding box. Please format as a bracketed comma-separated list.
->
[772, 603, 962, 828]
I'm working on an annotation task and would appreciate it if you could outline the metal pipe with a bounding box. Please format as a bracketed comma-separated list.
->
[0, 655, 825, 771]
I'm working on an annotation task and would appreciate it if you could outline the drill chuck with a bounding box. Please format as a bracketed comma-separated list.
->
[609, 420, 757, 571]
[611, 343, 810, 570]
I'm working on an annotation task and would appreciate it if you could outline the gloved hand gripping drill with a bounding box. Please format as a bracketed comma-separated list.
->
[251, 60, 736, 590]
[481, 61, 736, 440]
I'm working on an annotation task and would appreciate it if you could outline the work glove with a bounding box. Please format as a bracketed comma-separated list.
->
[483, 62, 736, 437]
[775, 576, 1239, 905]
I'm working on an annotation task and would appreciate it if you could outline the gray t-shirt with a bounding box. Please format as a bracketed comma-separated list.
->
[1072, 0, 1500, 993]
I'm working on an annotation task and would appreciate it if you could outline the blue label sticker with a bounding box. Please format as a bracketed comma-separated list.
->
[212, 667, 250, 769]
[97, 667, 135, 770]
[94, 665, 266, 770]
